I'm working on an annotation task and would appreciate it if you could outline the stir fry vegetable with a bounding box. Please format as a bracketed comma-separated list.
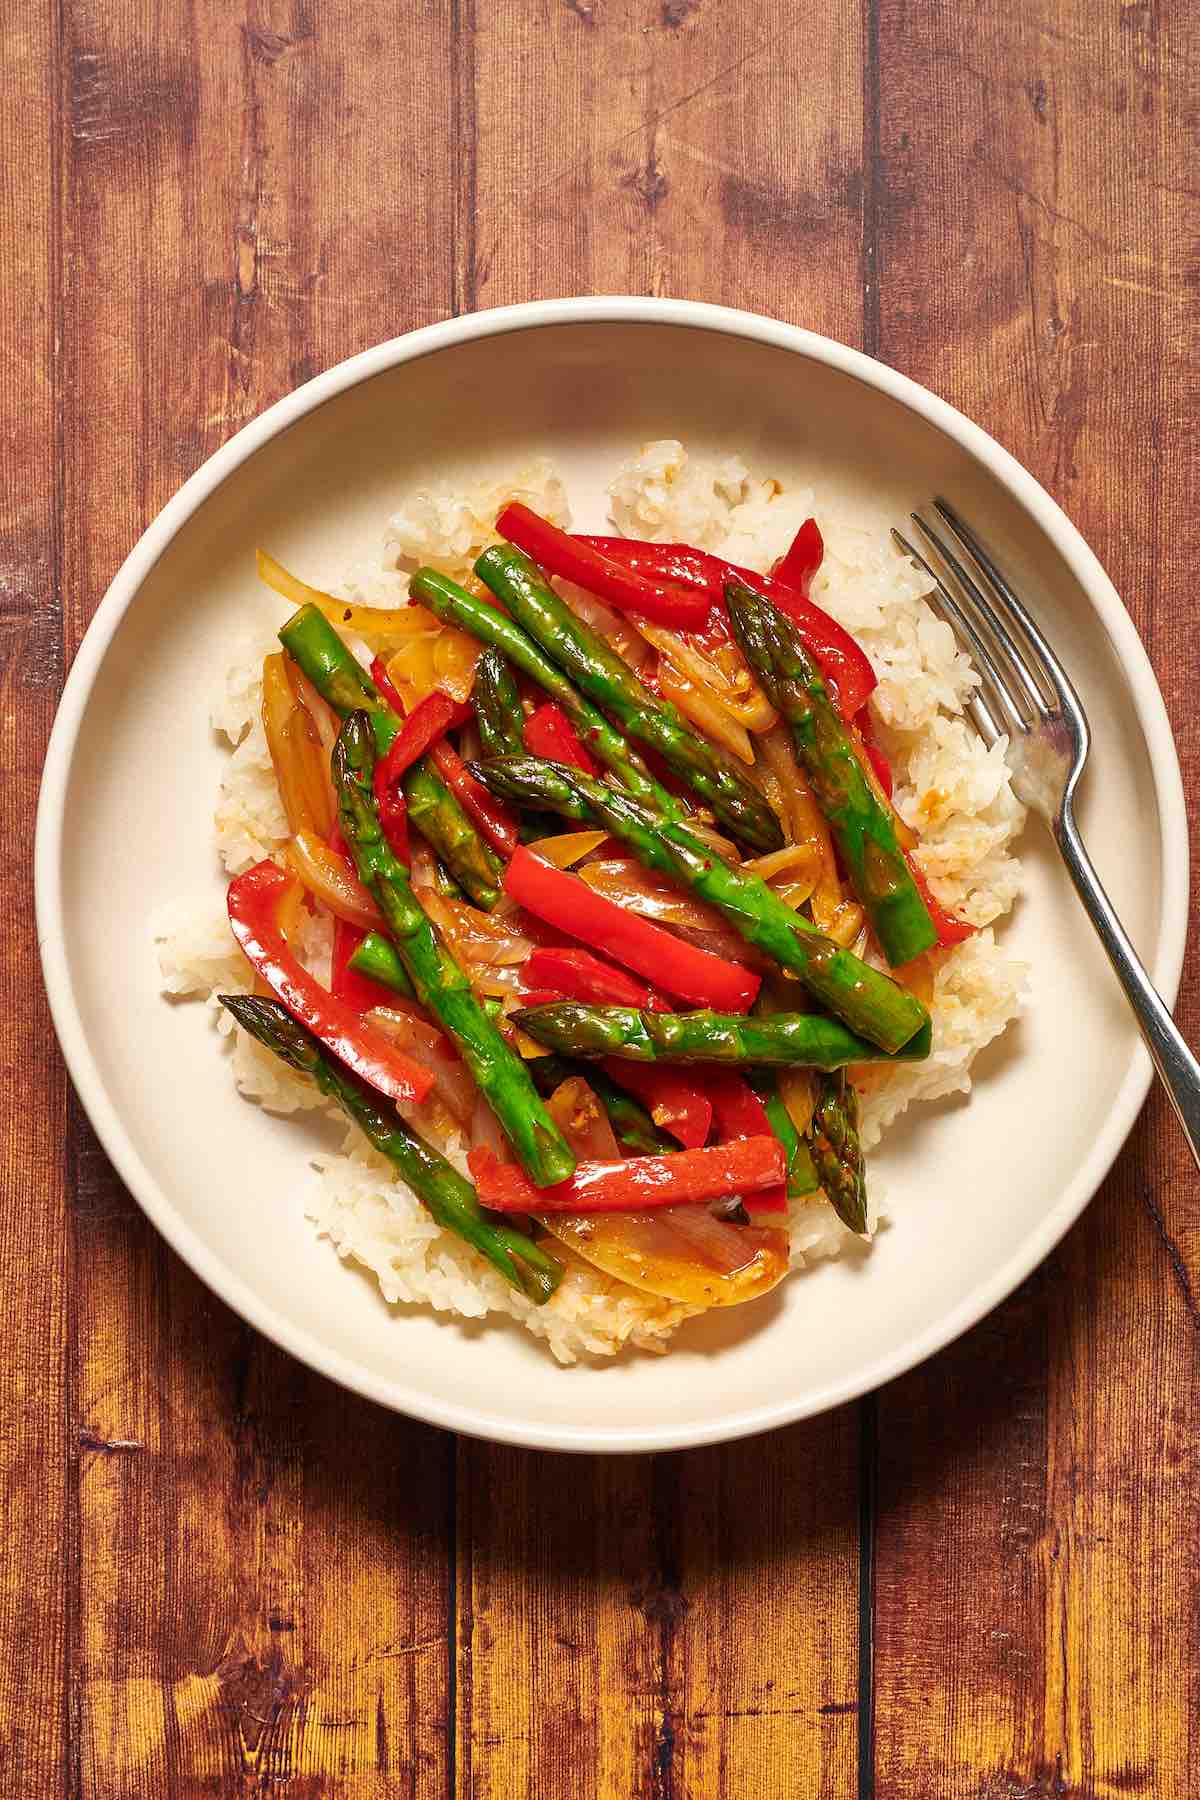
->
[475, 544, 784, 853]
[333, 712, 577, 1187]
[221, 488, 978, 1326]
[504, 845, 760, 1013]
[510, 1001, 932, 1070]
[469, 1134, 786, 1214]
[726, 581, 938, 966]
[221, 996, 563, 1301]
[227, 860, 433, 1106]
[471, 758, 929, 1053]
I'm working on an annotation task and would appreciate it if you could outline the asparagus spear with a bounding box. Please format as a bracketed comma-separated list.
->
[473, 646, 527, 758]
[347, 930, 415, 998]
[470, 757, 929, 1054]
[745, 1070, 820, 1199]
[526, 1053, 675, 1156]
[408, 567, 677, 816]
[807, 1070, 868, 1236]
[333, 712, 577, 1188]
[278, 604, 400, 752]
[475, 544, 783, 854]
[471, 645, 560, 842]
[510, 1002, 931, 1069]
[403, 757, 503, 910]
[219, 995, 563, 1301]
[726, 581, 937, 966]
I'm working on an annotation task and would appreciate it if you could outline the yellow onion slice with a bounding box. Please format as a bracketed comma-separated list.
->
[257, 549, 437, 646]
[535, 1076, 790, 1309]
[283, 830, 382, 930]
[525, 829, 610, 869]
[659, 660, 755, 765]
[366, 1006, 476, 1126]
[636, 620, 778, 732]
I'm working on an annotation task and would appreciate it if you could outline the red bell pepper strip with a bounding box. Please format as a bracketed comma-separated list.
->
[330, 919, 401, 1013]
[774, 517, 825, 595]
[522, 702, 599, 775]
[369, 656, 407, 717]
[523, 946, 668, 1012]
[428, 738, 520, 857]
[576, 537, 876, 720]
[706, 1072, 788, 1214]
[496, 502, 712, 630]
[374, 690, 474, 790]
[468, 1135, 785, 1214]
[906, 860, 974, 949]
[599, 1059, 712, 1150]
[503, 846, 760, 1013]
[227, 860, 433, 1105]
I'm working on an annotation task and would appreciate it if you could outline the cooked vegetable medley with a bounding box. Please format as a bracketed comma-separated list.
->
[156, 442, 1027, 1359]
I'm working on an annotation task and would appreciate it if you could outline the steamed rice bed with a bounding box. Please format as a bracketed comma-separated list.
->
[154, 441, 1027, 1363]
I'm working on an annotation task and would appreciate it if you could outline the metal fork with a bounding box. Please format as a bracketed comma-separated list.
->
[893, 498, 1200, 1170]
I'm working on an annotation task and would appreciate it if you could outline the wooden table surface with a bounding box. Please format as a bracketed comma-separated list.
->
[6, 1, 1198, 1793]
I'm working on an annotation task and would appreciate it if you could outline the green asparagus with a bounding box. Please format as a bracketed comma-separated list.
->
[475, 545, 783, 854]
[527, 1053, 675, 1156]
[333, 712, 577, 1188]
[470, 757, 930, 1054]
[473, 646, 527, 758]
[219, 995, 563, 1300]
[510, 1002, 931, 1069]
[278, 604, 400, 752]
[726, 581, 937, 966]
[807, 1070, 868, 1235]
[403, 757, 503, 910]
[408, 567, 677, 816]
[347, 930, 415, 998]
[745, 1070, 820, 1199]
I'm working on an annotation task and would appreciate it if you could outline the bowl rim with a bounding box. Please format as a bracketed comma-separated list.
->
[35, 296, 1190, 1453]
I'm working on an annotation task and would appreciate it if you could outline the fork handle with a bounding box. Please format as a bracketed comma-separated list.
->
[1056, 805, 1200, 1171]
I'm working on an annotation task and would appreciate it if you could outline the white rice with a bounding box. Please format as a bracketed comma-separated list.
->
[154, 440, 1027, 1363]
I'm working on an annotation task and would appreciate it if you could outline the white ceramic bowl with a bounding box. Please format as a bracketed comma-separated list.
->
[36, 298, 1188, 1452]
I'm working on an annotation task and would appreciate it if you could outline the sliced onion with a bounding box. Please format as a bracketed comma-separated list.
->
[658, 1203, 765, 1275]
[470, 1091, 513, 1162]
[257, 551, 439, 646]
[556, 579, 654, 669]
[659, 660, 755, 764]
[525, 829, 610, 869]
[540, 1208, 790, 1308]
[420, 891, 533, 965]
[778, 1069, 816, 1138]
[636, 620, 777, 732]
[757, 725, 845, 930]
[546, 1076, 622, 1160]
[366, 1006, 476, 1125]
[284, 830, 382, 930]
[578, 858, 728, 932]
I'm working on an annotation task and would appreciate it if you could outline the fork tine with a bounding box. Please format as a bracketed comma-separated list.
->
[891, 528, 1015, 746]
[932, 498, 1086, 722]
[911, 514, 1052, 722]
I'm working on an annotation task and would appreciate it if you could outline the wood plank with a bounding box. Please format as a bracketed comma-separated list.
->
[457, 1421, 861, 1799]
[871, 1, 1200, 1793]
[459, 5, 866, 1796]
[0, 5, 69, 1793]
[58, 0, 459, 1790]
[468, 0, 864, 333]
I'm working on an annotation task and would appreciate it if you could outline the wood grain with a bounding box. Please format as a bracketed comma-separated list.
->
[5, 0, 1198, 1793]
[459, 7, 868, 1795]
[0, 4, 69, 1791]
[871, 1, 1200, 1794]
[57, 0, 459, 1790]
